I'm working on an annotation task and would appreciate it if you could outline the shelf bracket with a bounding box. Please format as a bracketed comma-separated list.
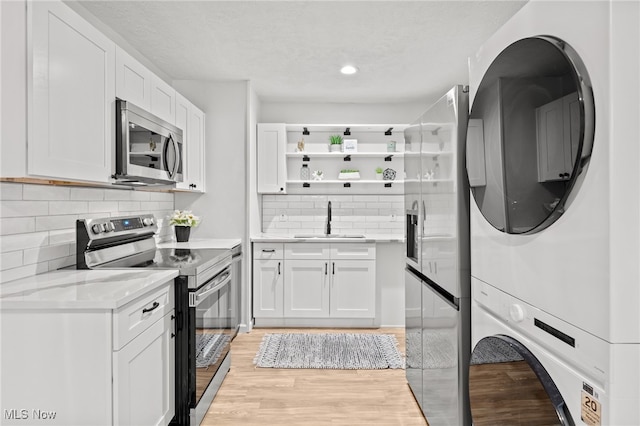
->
[384, 155, 393, 161]
[303, 182, 310, 188]
[344, 127, 351, 136]
[303, 155, 310, 162]
[343, 183, 351, 188]
[344, 155, 351, 161]
[303, 127, 309, 135]
[385, 127, 393, 136]
[384, 182, 392, 188]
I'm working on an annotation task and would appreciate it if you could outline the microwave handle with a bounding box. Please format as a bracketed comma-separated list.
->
[165, 134, 181, 179]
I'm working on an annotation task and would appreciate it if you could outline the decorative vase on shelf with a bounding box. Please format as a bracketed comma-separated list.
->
[300, 164, 310, 181]
[175, 226, 191, 242]
[330, 144, 342, 152]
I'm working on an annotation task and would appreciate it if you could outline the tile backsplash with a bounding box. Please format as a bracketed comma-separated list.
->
[262, 194, 405, 236]
[0, 182, 175, 283]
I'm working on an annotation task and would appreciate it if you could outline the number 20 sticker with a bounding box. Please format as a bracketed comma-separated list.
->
[581, 390, 602, 426]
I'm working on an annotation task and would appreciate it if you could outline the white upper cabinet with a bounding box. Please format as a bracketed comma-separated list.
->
[175, 93, 206, 192]
[28, 0, 115, 183]
[257, 123, 287, 194]
[115, 46, 152, 110]
[150, 75, 176, 125]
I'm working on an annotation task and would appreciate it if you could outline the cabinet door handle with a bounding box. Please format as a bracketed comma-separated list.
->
[142, 301, 160, 314]
[434, 262, 438, 274]
[332, 262, 335, 275]
[278, 262, 281, 275]
[325, 262, 328, 275]
[262, 249, 276, 253]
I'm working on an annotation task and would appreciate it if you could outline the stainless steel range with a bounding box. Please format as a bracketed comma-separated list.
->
[76, 214, 237, 426]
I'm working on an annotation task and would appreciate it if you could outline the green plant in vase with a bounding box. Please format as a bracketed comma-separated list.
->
[329, 135, 343, 152]
[375, 167, 384, 180]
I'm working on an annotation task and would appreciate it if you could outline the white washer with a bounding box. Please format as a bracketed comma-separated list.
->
[471, 279, 639, 425]
[468, 0, 640, 347]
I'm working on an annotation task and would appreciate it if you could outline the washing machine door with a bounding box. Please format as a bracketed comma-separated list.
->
[469, 335, 574, 426]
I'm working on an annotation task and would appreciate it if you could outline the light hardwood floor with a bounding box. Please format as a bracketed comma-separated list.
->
[201, 328, 428, 426]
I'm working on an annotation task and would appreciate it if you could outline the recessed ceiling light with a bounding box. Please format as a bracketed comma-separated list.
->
[340, 65, 358, 75]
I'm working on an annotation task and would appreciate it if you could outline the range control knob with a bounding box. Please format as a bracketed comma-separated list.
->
[142, 217, 154, 226]
[104, 222, 115, 232]
[509, 304, 525, 323]
[91, 224, 103, 234]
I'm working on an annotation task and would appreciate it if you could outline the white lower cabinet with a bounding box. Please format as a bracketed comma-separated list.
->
[330, 259, 376, 318]
[253, 242, 376, 325]
[0, 282, 175, 426]
[284, 259, 330, 317]
[113, 309, 175, 426]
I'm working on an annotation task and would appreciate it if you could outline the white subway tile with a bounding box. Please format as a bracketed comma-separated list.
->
[49, 201, 89, 215]
[0, 232, 49, 253]
[300, 195, 327, 202]
[104, 190, 132, 201]
[353, 195, 379, 202]
[70, 187, 104, 201]
[0, 251, 23, 270]
[0, 201, 49, 217]
[0, 183, 23, 200]
[288, 201, 315, 209]
[263, 208, 276, 215]
[0, 217, 36, 235]
[88, 201, 120, 213]
[353, 209, 374, 215]
[23, 184, 70, 201]
[1, 262, 49, 283]
[130, 191, 152, 201]
[147, 191, 173, 202]
[118, 201, 141, 211]
[49, 229, 75, 245]
[35, 215, 77, 231]
[23, 243, 71, 265]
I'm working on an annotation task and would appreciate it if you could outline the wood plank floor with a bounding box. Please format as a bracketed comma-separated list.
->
[201, 328, 428, 425]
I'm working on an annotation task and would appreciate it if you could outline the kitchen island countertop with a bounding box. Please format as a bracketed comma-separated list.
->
[0, 269, 178, 310]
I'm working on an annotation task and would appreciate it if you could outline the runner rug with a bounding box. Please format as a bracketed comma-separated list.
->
[253, 333, 404, 369]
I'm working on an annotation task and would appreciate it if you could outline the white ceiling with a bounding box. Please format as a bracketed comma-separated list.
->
[76, 0, 528, 103]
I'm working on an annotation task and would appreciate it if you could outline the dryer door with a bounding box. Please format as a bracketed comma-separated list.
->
[469, 335, 574, 426]
[467, 36, 595, 234]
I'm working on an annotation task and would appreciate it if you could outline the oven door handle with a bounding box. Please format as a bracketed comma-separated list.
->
[194, 271, 231, 305]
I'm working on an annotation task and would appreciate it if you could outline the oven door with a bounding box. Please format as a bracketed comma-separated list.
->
[188, 265, 232, 424]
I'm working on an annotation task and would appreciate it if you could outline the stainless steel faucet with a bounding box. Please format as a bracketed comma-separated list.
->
[325, 201, 332, 235]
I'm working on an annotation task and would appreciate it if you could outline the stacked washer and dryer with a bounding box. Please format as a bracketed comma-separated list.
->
[466, 1, 640, 425]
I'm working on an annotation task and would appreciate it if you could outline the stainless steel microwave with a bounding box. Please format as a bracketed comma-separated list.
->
[114, 99, 183, 186]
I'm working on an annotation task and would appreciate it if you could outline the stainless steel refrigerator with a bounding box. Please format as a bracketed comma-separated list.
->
[404, 85, 471, 426]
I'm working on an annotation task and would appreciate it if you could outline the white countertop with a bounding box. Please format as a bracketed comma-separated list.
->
[158, 238, 242, 250]
[251, 233, 404, 243]
[0, 269, 178, 310]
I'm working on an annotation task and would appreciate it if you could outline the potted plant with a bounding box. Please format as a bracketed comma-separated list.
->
[375, 167, 384, 180]
[169, 210, 200, 242]
[329, 135, 343, 152]
[338, 169, 360, 180]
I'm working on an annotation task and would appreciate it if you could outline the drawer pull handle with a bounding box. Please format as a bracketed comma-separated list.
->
[262, 249, 276, 253]
[142, 301, 160, 314]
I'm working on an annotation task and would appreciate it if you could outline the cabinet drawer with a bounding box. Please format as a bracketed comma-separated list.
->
[330, 243, 376, 260]
[113, 283, 174, 350]
[253, 243, 284, 259]
[284, 243, 330, 260]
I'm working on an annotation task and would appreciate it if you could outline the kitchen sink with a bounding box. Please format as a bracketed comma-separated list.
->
[293, 234, 366, 239]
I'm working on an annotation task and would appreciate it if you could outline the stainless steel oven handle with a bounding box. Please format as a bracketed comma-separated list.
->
[194, 272, 231, 305]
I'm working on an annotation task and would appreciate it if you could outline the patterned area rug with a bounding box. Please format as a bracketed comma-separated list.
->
[253, 333, 404, 369]
[196, 334, 230, 368]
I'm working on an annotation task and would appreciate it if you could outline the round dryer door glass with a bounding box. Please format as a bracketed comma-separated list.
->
[469, 335, 574, 425]
[467, 36, 595, 234]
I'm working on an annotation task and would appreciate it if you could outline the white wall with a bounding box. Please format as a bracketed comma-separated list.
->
[172, 80, 248, 240]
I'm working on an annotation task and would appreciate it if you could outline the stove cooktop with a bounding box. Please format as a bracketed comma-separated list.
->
[98, 247, 231, 276]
